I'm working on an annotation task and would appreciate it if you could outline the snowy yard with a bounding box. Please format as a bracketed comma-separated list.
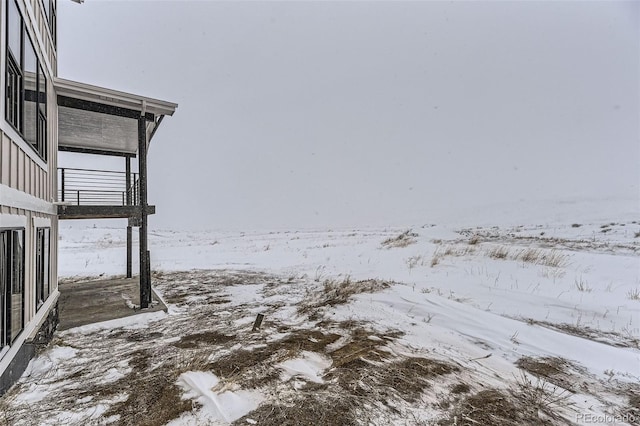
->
[1, 213, 639, 425]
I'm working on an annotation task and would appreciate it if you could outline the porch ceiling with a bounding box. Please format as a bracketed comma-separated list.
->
[54, 77, 178, 156]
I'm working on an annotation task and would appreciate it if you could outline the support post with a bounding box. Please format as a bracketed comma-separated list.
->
[61, 168, 65, 202]
[126, 157, 132, 278]
[126, 226, 133, 279]
[138, 116, 150, 308]
[125, 157, 131, 206]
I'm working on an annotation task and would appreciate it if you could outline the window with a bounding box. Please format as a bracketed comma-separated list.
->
[0, 229, 25, 347]
[4, 0, 48, 160]
[5, 0, 22, 132]
[5, 56, 21, 130]
[35, 228, 50, 310]
[41, 0, 56, 47]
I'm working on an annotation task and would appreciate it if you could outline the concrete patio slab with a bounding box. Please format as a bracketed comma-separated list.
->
[57, 277, 167, 331]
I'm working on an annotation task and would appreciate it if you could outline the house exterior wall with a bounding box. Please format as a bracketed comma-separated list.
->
[0, 0, 59, 394]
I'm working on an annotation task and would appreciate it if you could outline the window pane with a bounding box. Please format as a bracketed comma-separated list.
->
[11, 231, 23, 294]
[24, 32, 38, 148]
[38, 113, 47, 159]
[7, 0, 21, 60]
[36, 229, 43, 307]
[1, 232, 6, 347]
[39, 65, 47, 115]
[38, 65, 48, 159]
[35, 228, 50, 308]
[5, 57, 22, 130]
[43, 229, 50, 300]
[50, 7, 57, 46]
[24, 32, 37, 73]
[10, 230, 24, 342]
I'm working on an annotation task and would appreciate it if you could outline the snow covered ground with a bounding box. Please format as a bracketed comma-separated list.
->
[1, 200, 639, 425]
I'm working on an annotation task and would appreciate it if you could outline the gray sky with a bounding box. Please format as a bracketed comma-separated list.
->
[58, 1, 639, 230]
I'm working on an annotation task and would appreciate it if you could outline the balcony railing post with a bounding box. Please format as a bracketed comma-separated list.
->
[76, 190, 80, 206]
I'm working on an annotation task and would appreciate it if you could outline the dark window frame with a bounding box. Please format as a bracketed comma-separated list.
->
[4, 0, 48, 161]
[0, 228, 25, 348]
[5, 51, 22, 133]
[35, 227, 50, 311]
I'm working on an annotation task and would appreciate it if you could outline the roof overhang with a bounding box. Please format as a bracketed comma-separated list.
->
[54, 77, 178, 156]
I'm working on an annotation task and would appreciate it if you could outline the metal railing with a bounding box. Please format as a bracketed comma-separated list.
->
[58, 167, 140, 206]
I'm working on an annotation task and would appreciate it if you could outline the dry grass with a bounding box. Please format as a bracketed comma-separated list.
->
[232, 391, 361, 426]
[328, 327, 399, 369]
[516, 356, 579, 392]
[91, 349, 201, 426]
[381, 230, 418, 248]
[482, 246, 569, 268]
[439, 358, 577, 425]
[516, 249, 568, 268]
[376, 357, 458, 402]
[406, 255, 423, 271]
[511, 371, 573, 420]
[627, 288, 640, 301]
[1, 347, 200, 426]
[235, 354, 458, 426]
[574, 277, 592, 293]
[627, 392, 640, 421]
[488, 246, 510, 259]
[172, 330, 236, 349]
[439, 385, 563, 426]
[430, 245, 476, 267]
[210, 328, 342, 387]
[529, 320, 640, 349]
[298, 277, 392, 314]
[439, 389, 528, 426]
[451, 383, 471, 394]
[229, 322, 458, 425]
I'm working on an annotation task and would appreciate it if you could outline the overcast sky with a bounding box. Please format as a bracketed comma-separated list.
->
[58, 1, 639, 230]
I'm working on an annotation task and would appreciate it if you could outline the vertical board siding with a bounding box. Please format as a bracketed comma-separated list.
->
[19, 151, 24, 191]
[37, 165, 41, 199]
[1, 134, 10, 185]
[29, 0, 56, 76]
[29, 157, 34, 198]
[10, 144, 18, 189]
[0, 132, 50, 200]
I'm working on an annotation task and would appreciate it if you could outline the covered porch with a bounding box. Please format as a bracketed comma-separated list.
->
[55, 77, 177, 308]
